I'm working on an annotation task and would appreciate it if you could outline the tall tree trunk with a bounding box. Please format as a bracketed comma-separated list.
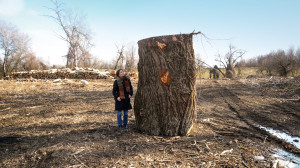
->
[134, 33, 197, 136]
[3, 50, 9, 77]
[226, 57, 235, 78]
[2, 61, 6, 77]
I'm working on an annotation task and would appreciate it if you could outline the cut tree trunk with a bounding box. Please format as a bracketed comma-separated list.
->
[134, 33, 197, 136]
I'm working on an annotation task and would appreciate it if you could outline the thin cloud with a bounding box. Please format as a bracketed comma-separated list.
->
[0, 0, 24, 16]
[27, 9, 39, 16]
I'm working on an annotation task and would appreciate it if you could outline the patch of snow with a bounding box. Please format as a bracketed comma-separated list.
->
[259, 126, 300, 149]
[272, 148, 300, 168]
[81, 80, 89, 85]
[53, 79, 61, 83]
[50, 69, 57, 73]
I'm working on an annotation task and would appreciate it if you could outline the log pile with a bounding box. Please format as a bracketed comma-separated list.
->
[10, 68, 112, 80]
[9, 68, 139, 80]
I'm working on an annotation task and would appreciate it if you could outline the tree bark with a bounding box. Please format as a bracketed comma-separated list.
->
[226, 57, 235, 78]
[134, 33, 197, 136]
[3, 50, 9, 77]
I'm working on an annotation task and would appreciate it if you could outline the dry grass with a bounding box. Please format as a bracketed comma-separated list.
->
[197, 67, 300, 79]
[1, 78, 299, 167]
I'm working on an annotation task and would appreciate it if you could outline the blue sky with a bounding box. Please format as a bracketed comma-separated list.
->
[1, 0, 300, 66]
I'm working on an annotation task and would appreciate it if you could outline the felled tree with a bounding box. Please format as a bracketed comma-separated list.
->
[134, 33, 199, 136]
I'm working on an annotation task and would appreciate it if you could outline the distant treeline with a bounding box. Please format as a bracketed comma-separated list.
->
[237, 48, 300, 76]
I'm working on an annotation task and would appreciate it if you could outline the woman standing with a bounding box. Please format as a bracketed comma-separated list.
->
[112, 69, 133, 129]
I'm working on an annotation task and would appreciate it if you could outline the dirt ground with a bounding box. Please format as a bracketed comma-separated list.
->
[0, 77, 299, 167]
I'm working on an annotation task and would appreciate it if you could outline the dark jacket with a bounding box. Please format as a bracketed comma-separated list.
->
[112, 79, 133, 111]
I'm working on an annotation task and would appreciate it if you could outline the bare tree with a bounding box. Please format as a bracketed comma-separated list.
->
[46, 0, 93, 68]
[296, 47, 300, 67]
[113, 44, 125, 70]
[88, 55, 102, 69]
[256, 55, 272, 75]
[0, 22, 16, 77]
[215, 44, 246, 78]
[195, 54, 205, 78]
[0, 21, 34, 77]
[125, 45, 136, 72]
[238, 58, 259, 67]
[273, 49, 298, 76]
[255, 48, 298, 76]
[23, 52, 48, 71]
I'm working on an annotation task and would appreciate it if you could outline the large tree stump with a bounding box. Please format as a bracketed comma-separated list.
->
[134, 33, 197, 136]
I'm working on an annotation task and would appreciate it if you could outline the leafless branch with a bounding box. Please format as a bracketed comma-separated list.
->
[44, 0, 93, 68]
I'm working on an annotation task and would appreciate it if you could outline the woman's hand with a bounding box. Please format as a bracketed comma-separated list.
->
[117, 97, 121, 101]
[128, 95, 131, 98]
